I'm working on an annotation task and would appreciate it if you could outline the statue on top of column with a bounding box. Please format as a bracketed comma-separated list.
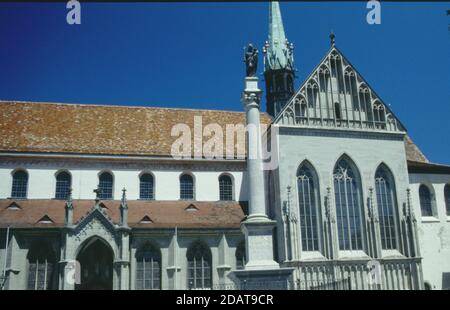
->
[244, 43, 258, 77]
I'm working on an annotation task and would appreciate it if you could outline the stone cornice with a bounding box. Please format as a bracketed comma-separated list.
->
[278, 125, 405, 141]
[0, 155, 246, 171]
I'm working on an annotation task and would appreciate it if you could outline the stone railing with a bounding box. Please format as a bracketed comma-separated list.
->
[285, 257, 422, 290]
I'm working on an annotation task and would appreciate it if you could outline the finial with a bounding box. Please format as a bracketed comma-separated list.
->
[262, 40, 269, 54]
[330, 31, 336, 46]
[67, 188, 73, 202]
[121, 187, 127, 203]
[93, 187, 102, 201]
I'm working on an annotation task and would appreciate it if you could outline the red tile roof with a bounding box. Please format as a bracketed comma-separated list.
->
[0, 199, 247, 229]
[0, 101, 271, 158]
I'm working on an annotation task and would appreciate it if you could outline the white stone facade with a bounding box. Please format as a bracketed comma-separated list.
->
[409, 173, 450, 290]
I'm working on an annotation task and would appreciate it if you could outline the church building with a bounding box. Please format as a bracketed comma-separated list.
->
[0, 2, 449, 290]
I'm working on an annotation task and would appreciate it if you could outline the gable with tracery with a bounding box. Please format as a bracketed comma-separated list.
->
[274, 46, 405, 133]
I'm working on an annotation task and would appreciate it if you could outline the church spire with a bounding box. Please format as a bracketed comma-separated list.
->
[263, 1, 295, 117]
[264, 1, 294, 71]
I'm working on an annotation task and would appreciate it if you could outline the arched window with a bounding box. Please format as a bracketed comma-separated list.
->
[140, 173, 154, 200]
[98, 172, 113, 200]
[27, 243, 55, 290]
[219, 174, 233, 201]
[333, 158, 364, 251]
[235, 241, 246, 270]
[187, 242, 211, 289]
[11, 170, 28, 199]
[135, 243, 161, 290]
[180, 174, 194, 200]
[55, 171, 71, 200]
[445, 184, 450, 216]
[297, 162, 321, 252]
[375, 165, 398, 250]
[419, 185, 433, 217]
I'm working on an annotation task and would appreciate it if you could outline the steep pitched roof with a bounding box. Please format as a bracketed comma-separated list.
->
[0, 199, 247, 229]
[0, 101, 271, 158]
[404, 135, 428, 163]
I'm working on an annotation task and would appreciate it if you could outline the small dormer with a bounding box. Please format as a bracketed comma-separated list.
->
[37, 215, 54, 224]
[185, 204, 199, 212]
[139, 215, 153, 224]
[6, 202, 21, 210]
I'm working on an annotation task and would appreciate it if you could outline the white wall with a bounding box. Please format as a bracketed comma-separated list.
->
[409, 173, 450, 290]
[274, 127, 411, 261]
[0, 159, 247, 202]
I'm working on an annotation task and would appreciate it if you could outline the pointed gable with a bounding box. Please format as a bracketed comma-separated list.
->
[274, 45, 406, 133]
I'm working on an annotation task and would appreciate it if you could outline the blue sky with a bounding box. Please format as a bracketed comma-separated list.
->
[0, 2, 449, 164]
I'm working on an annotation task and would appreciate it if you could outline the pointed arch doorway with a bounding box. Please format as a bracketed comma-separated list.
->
[75, 237, 114, 290]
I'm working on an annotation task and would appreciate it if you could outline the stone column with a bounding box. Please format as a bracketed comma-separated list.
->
[229, 76, 293, 289]
[116, 229, 130, 290]
[59, 194, 76, 290]
[117, 188, 131, 290]
[241, 76, 278, 270]
[58, 228, 76, 290]
[243, 76, 268, 222]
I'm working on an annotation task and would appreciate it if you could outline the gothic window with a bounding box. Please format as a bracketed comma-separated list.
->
[219, 174, 233, 201]
[330, 57, 337, 77]
[344, 71, 352, 95]
[335, 58, 345, 94]
[135, 243, 161, 290]
[419, 185, 433, 217]
[333, 158, 364, 251]
[180, 174, 194, 200]
[359, 87, 370, 115]
[300, 99, 307, 118]
[375, 165, 398, 250]
[334, 102, 342, 120]
[349, 73, 359, 110]
[444, 184, 450, 216]
[235, 241, 246, 270]
[27, 243, 55, 290]
[293, 97, 306, 120]
[306, 85, 314, 108]
[98, 172, 113, 200]
[318, 67, 329, 93]
[187, 242, 212, 289]
[55, 171, 71, 200]
[373, 101, 386, 129]
[140, 173, 154, 200]
[297, 162, 321, 252]
[11, 170, 28, 199]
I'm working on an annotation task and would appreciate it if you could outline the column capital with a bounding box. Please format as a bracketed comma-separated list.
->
[241, 76, 262, 110]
